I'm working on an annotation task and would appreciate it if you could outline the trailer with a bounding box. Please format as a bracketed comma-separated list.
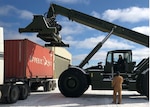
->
[0, 29, 57, 103]
[19, 3, 149, 99]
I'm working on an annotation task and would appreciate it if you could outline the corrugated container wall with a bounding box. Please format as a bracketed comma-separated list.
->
[47, 47, 72, 78]
[4, 39, 54, 79]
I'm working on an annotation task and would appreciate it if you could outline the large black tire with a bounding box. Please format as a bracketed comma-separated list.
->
[18, 84, 29, 100]
[136, 74, 143, 94]
[7, 85, 19, 104]
[52, 80, 56, 90]
[58, 67, 88, 97]
[136, 69, 149, 98]
[141, 69, 149, 98]
[44, 81, 52, 92]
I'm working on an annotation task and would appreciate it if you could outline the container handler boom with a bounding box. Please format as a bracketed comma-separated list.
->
[19, 4, 149, 98]
[47, 4, 149, 47]
[19, 3, 149, 68]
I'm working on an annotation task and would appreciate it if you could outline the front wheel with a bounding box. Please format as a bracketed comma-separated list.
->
[58, 67, 88, 97]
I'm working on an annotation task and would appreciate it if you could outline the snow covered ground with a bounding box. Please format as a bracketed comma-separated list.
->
[0, 86, 149, 107]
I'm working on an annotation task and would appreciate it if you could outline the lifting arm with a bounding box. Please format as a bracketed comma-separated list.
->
[47, 4, 149, 47]
[79, 26, 116, 68]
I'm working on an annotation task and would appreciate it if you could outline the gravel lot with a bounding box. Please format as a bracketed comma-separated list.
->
[0, 86, 149, 107]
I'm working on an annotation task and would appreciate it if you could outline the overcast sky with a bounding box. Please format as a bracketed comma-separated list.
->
[0, 0, 149, 67]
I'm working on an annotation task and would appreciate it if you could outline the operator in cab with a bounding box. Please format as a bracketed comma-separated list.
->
[112, 71, 123, 104]
[117, 55, 125, 73]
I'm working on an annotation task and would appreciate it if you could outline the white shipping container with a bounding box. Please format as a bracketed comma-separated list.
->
[0, 27, 4, 85]
[0, 27, 4, 99]
[47, 47, 72, 78]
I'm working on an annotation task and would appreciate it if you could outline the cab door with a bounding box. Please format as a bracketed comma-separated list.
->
[104, 52, 113, 73]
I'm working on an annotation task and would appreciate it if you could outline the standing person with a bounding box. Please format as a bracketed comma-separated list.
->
[112, 72, 123, 104]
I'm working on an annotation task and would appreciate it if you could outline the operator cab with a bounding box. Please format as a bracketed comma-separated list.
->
[104, 50, 136, 75]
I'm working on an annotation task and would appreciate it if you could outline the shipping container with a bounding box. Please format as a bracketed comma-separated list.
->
[0, 27, 4, 102]
[4, 39, 54, 79]
[0, 27, 4, 86]
[47, 47, 72, 78]
[0, 39, 56, 104]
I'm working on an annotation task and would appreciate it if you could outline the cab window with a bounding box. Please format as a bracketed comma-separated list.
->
[113, 53, 124, 64]
[106, 53, 112, 63]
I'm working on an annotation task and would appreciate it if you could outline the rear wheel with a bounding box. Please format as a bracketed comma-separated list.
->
[52, 80, 56, 90]
[58, 67, 88, 97]
[141, 69, 149, 98]
[136, 74, 143, 94]
[44, 81, 52, 92]
[7, 85, 19, 104]
[136, 69, 149, 98]
[18, 84, 29, 100]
